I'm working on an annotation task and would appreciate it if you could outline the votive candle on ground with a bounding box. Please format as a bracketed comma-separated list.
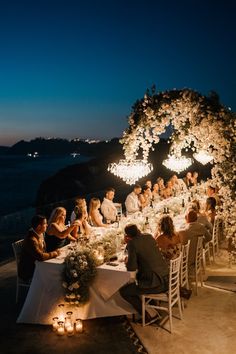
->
[57, 321, 65, 336]
[66, 325, 74, 336]
[75, 319, 83, 333]
[52, 317, 59, 331]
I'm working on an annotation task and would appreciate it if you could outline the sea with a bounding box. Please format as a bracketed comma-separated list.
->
[0, 154, 90, 262]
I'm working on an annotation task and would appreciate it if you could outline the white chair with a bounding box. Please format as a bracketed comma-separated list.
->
[141, 254, 182, 333]
[181, 240, 190, 290]
[193, 236, 203, 295]
[202, 241, 211, 274]
[12, 239, 31, 303]
[209, 216, 220, 262]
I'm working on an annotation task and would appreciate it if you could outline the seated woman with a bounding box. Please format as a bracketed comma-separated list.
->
[162, 180, 173, 199]
[139, 185, 152, 209]
[152, 183, 161, 202]
[155, 215, 181, 261]
[45, 207, 79, 252]
[183, 172, 194, 189]
[88, 198, 108, 227]
[74, 205, 91, 236]
[204, 197, 217, 225]
[156, 177, 165, 198]
[190, 199, 213, 233]
[18, 215, 60, 281]
[70, 196, 87, 223]
[191, 171, 199, 186]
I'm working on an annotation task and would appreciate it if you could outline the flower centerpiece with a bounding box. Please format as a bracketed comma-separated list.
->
[62, 249, 97, 305]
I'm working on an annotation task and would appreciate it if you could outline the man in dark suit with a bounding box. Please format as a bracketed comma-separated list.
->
[119, 224, 169, 319]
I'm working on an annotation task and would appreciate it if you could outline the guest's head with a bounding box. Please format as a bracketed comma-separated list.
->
[152, 183, 159, 192]
[145, 180, 152, 189]
[156, 177, 164, 188]
[190, 199, 201, 213]
[205, 197, 216, 211]
[48, 207, 66, 225]
[105, 187, 115, 201]
[31, 215, 47, 233]
[170, 174, 178, 184]
[89, 197, 101, 211]
[133, 184, 142, 195]
[207, 186, 216, 197]
[142, 185, 151, 195]
[158, 215, 175, 238]
[125, 224, 141, 239]
[185, 209, 198, 223]
[74, 205, 88, 220]
[193, 171, 199, 179]
[186, 172, 192, 180]
[75, 197, 87, 211]
[166, 180, 172, 189]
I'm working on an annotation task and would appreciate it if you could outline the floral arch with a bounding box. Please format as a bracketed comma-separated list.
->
[119, 87, 235, 238]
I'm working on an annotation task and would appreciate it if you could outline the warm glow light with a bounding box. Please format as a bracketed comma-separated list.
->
[162, 154, 192, 173]
[193, 150, 213, 165]
[108, 159, 153, 185]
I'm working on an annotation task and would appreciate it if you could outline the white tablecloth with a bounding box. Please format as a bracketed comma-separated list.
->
[17, 255, 136, 325]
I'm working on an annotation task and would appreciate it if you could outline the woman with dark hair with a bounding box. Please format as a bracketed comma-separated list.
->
[139, 185, 152, 209]
[205, 197, 217, 225]
[155, 215, 181, 261]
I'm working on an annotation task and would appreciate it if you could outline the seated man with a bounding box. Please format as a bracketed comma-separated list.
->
[179, 210, 212, 266]
[18, 215, 60, 281]
[119, 224, 169, 320]
[101, 187, 120, 223]
[125, 184, 142, 215]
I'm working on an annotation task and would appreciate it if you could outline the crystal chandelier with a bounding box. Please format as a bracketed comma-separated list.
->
[193, 150, 213, 165]
[162, 154, 192, 173]
[108, 159, 153, 185]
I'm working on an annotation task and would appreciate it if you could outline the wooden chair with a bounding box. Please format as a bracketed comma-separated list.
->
[12, 239, 31, 303]
[202, 241, 211, 274]
[194, 236, 203, 295]
[141, 254, 182, 333]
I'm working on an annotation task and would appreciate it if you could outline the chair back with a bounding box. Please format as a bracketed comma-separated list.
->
[12, 239, 24, 275]
[169, 253, 182, 303]
[180, 240, 190, 288]
[212, 216, 220, 247]
[195, 236, 203, 274]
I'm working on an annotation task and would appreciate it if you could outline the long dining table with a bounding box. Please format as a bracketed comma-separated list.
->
[17, 246, 136, 325]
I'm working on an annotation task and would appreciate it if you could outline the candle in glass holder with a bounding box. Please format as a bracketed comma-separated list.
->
[57, 321, 65, 336]
[52, 317, 59, 331]
[66, 325, 74, 336]
[75, 319, 83, 333]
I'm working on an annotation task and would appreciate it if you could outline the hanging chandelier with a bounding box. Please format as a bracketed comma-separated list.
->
[107, 159, 153, 185]
[162, 154, 192, 173]
[193, 150, 213, 165]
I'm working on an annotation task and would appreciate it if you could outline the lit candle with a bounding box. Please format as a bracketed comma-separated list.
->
[66, 325, 74, 336]
[52, 317, 59, 331]
[57, 321, 65, 336]
[58, 303, 65, 321]
[75, 319, 83, 333]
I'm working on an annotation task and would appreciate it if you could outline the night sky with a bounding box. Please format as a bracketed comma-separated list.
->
[0, 0, 235, 146]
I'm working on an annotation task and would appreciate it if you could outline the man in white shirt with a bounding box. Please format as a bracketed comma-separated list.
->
[101, 187, 120, 223]
[125, 184, 142, 215]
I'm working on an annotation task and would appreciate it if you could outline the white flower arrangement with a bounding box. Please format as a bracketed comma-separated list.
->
[120, 87, 236, 241]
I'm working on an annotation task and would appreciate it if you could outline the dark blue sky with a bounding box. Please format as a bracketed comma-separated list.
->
[0, 0, 235, 146]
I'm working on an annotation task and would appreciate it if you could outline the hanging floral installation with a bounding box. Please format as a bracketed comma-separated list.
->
[119, 86, 236, 238]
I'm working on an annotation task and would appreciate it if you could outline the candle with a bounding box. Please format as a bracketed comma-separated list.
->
[52, 317, 59, 331]
[58, 303, 65, 321]
[57, 321, 65, 336]
[75, 319, 83, 333]
[66, 325, 74, 336]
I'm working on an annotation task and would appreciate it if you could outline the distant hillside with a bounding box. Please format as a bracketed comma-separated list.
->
[4, 137, 121, 156]
[0, 146, 10, 154]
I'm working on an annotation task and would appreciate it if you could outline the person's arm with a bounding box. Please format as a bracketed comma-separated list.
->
[47, 222, 78, 239]
[92, 210, 107, 227]
[203, 226, 212, 243]
[26, 237, 59, 261]
[82, 219, 92, 235]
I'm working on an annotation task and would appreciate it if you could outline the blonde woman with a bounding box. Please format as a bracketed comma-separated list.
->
[45, 207, 79, 251]
[88, 198, 108, 227]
